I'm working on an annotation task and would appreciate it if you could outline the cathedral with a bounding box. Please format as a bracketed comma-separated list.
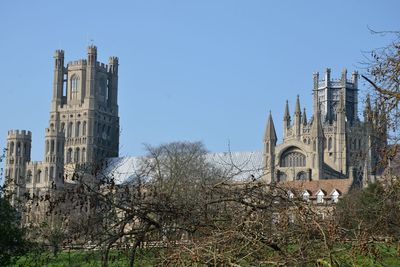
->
[263, 68, 385, 187]
[4, 47, 386, 211]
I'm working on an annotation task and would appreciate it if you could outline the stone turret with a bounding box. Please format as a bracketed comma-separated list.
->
[5, 130, 32, 207]
[302, 107, 307, 125]
[263, 111, 277, 183]
[311, 102, 324, 180]
[293, 95, 301, 139]
[336, 92, 347, 175]
[52, 49, 65, 109]
[283, 100, 290, 138]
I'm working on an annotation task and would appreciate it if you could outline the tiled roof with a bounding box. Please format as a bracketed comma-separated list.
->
[280, 179, 353, 196]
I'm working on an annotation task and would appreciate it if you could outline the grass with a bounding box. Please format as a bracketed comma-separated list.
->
[13, 249, 157, 267]
[11, 243, 400, 266]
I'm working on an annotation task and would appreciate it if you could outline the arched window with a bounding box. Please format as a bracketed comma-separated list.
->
[328, 137, 332, 151]
[67, 148, 72, 163]
[71, 75, 80, 99]
[81, 148, 86, 162]
[36, 170, 42, 183]
[75, 148, 80, 163]
[68, 122, 73, 137]
[76, 121, 81, 137]
[82, 121, 87, 136]
[50, 166, 54, 182]
[24, 143, 28, 157]
[296, 171, 307, 181]
[280, 147, 306, 167]
[16, 142, 21, 156]
[61, 122, 65, 133]
[71, 75, 80, 93]
[9, 142, 14, 156]
[45, 167, 49, 182]
[51, 140, 55, 153]
[46, 140, 49, 154]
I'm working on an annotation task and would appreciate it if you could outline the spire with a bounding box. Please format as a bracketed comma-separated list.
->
[264, 111, 277, 142]
[302, 107, 307, 125]
[311, 99, 324, 137]
[295, 95, 301, 115]
[364, 94, 372, 122]
[284, 100, 290, 121]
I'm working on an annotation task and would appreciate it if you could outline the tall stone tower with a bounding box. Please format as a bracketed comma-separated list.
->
[5, 130, 31, 206]
[5, 46, 120, 210]
[48, 45, 119, 179]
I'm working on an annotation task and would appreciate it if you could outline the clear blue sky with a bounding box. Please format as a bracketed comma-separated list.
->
[0, 0, 398, 163]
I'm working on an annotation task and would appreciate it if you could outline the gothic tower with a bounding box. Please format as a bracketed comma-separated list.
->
[5, 130, 31, 207]
[47, 46, 120, 180]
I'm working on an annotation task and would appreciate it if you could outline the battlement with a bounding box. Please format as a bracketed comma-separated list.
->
[314, 68, 358, 89]
[67, 59, 87, 67]
[7, 130, 32, 139]
[87, 45, 97, 54]
[109, 56, 119, 64]
[54, 49, 64, 58]
[96, 62, 108, 71]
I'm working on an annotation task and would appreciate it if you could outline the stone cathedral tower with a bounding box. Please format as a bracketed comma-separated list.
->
[263, 69, 386, 186]
[4, 46, 120, 213]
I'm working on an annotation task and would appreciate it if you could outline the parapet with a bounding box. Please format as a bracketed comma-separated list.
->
[54, 49, 64, 58]
[7, 129, 32, 139]
[87, 45, 97, 54]
[313, 68, 358, 89]
[109, 56, 119, 65]
[67, 59, 87, 67]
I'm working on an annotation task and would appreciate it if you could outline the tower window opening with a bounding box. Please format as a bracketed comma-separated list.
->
[36, 170, 42, 183]
[76, 121, 81, 137]
[70, 75, 80, 100]
[75, 147, 80, 163]
[82, 121, 87, 136]
[68, 122, 73, 137]
[67, 148, 72, 163]
[50, 166, 54, 182]
[16, 142, 21, 156]
[63, 73, 68, 98]
[82, 148, 86, 162]
[46, 141, 49, 154]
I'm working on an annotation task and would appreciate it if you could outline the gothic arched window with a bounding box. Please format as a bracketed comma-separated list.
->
[75, 148, 80, 163]
[67, 148, 72, 163]
[82, 121, 87, 136]
[296, 171, 307, 180]
[71, 75, 80, 92]
[70, 75, 80, 99]
[82, 148, 86, 162]
[280, 147, 306, 167]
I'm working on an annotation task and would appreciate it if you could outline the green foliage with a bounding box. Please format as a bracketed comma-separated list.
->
[14, 249, 158, 267]
[336, 181, 400, 238]
[0, 197, 30, 266]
